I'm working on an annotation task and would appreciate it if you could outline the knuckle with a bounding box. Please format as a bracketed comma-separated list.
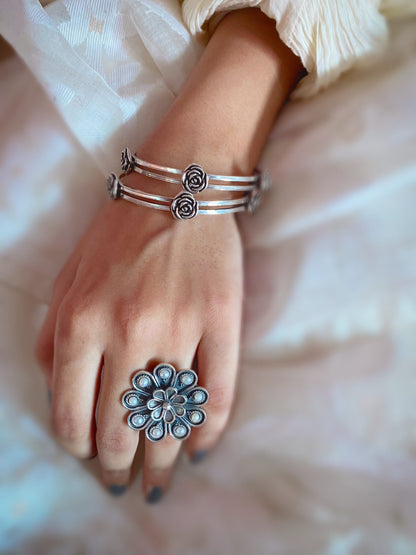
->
[35, 333, 53, 369]
[56, 294, 97, 342]
[52, 266, 70, 296]
[206, 290, 240, 325]
[141, 308, 165, 335]
[207, 386, 233, 418]
[113, 302, 149, 343]
[175, 306, 197, 331]
[164, 319, 185, 348]
[97, 430, 132, 455]
[164, 310, 200, 351]
[114, 300, 198, 348]
[116, 316, 142, 344]
[52, 408, 86, 444]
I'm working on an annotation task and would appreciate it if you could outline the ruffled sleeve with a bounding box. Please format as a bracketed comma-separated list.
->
[181, 0, 389, 98]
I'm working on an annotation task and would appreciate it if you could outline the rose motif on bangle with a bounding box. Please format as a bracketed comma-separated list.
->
[121, 147, 136, 174]
[122, 363, 209, 442]
[259, 170, 271, 193]
[247, 188, 261, 214]
[171, 191, 199, 220]
[106, 173, 122, 199]
[181, 164, 208, 194]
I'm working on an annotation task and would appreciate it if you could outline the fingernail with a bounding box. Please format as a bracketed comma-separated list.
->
[108, 485, 127, 497]
[146, 486, 163, 504]
[47, 390, 52, 405]
[191, 449, 207, 464]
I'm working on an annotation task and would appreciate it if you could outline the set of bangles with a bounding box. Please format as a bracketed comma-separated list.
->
[106, 147, 270, 220]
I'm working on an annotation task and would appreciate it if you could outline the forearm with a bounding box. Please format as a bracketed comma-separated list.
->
[136, 8, 303, 178]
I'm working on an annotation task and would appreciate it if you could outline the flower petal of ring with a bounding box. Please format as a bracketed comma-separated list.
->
[122, 363, 209, 442]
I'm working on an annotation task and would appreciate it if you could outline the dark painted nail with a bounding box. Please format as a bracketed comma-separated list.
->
[108, 485, 126, 497]
[191, 449, 207, 464]
[47, 390, 52, 405]
[146, 486, 163, 504]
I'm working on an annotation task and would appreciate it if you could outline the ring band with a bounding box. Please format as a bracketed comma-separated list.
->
[122, 363, 209, 442]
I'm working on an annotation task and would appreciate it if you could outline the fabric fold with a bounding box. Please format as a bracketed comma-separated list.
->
[0, 0, 200, 165]
[181, 0, 391, 97]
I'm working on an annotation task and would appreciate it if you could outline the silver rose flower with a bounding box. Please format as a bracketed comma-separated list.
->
[122, 363, 209, 442]
[247, 188, 261, 214]
[181, 164, 208, 194]
[171, 191, 199, 220]
[106, 173, 122, 199]
[259, 170, 271, 193]
[120, 147, 136, 174]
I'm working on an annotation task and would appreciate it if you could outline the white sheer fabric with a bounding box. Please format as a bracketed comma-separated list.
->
[0, 0, 203, 164]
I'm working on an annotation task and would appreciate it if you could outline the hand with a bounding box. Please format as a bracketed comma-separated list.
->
[35, 190, 243, 500]
[35, 4, 303, 501]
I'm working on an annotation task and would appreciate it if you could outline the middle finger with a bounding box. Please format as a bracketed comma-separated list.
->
[96, 340, 199, 500]
[141, 352, 197, 503]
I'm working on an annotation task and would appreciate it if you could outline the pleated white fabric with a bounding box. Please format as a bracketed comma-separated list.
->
[182, 0, 414, 97]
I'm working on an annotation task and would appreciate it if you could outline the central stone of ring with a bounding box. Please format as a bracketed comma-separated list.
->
[163, 402, 171, 410]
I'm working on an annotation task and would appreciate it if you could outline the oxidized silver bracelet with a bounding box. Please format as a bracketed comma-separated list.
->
[106, 147, 270, 220]
[121, 147, 271, 193]
[107, 173, 261, 219]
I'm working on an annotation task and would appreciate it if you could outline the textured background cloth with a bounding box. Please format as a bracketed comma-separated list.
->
[1, 1, 416, 554]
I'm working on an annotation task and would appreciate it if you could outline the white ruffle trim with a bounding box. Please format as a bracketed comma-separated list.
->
[181, 0, 389, 98]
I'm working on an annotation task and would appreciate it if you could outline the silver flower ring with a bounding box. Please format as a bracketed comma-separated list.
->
[181, 163, 208, 194]
[122, 363, 209, 442]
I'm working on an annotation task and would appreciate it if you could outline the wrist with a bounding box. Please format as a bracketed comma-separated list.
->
[123, 127, 251, 202]
[109, 152, 243, 228]
[138, 118, 246, 178]
[106, 186, 239, 238]
[133, 7, 302, 177]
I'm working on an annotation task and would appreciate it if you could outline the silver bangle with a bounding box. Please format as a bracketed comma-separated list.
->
[121, 147, 271, 193]
[107, 173, 261, 219]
